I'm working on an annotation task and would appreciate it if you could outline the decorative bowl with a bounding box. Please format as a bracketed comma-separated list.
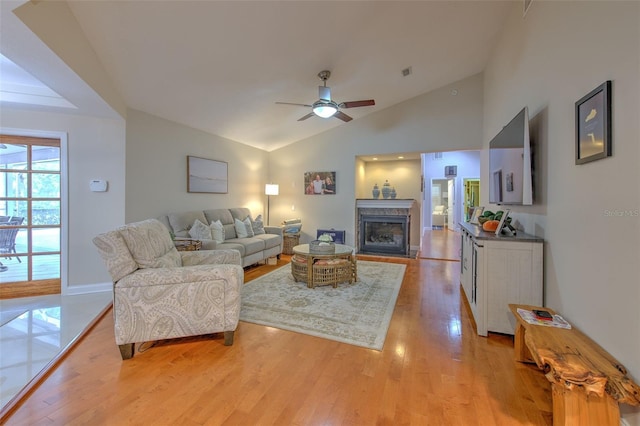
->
[309, 240, 335, 253]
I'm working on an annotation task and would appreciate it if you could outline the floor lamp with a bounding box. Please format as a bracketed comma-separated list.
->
[265, 184, 279, 225]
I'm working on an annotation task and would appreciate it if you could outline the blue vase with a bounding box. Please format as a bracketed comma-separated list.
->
[390, 187, 397, 199]
[372, 184, 380, 199]
[381, 180, 391, 199]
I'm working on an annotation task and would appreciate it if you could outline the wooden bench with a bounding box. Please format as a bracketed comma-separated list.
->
[509, 304, 640, 426]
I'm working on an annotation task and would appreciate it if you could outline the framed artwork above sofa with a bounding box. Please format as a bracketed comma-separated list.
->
[187, 155, 228, 193]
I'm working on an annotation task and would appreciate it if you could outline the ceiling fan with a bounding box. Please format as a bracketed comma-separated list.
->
[276, 70, 375, 122]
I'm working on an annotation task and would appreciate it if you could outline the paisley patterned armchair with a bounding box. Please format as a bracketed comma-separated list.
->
[93, 219, 243, 359]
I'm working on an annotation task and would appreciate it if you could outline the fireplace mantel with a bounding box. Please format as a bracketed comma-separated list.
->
[356, 199, 416, 209]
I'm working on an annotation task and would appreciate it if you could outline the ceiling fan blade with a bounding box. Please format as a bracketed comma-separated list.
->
[297, 112, 315, 121]
[319, 86, 331, 101]
[334, 111, 353, 122]
[339, 99, 375, 108]
[276, 102, 313, 107]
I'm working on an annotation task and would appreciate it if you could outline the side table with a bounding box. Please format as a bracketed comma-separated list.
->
[282, 233, 300, 255]
[174, 239, 202, 251]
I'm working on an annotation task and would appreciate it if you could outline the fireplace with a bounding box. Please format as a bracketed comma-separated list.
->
[356, 199, 415, 258]
[360, 215, 408, 256]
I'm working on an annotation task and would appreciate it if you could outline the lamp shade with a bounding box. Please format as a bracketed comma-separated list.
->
[265, 184, 279, 196]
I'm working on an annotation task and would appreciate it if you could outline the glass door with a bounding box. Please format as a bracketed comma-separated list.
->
[0, 135, 61, 298]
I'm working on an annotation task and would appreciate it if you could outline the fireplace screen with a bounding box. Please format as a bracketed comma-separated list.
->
[360, 215, 408, 256]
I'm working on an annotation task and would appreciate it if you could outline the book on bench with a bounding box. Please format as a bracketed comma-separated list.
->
[516, 308, 572, 329]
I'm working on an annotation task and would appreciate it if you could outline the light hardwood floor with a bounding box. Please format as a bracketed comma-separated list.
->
[3, 230, 553, 425]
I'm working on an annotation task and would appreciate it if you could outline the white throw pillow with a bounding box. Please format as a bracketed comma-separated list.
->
[251, 214, 266, 235]
[234, 218, 249, 238]
[189, 219, 212, 240]
[243, 216, 255, 237]
[209, 220, 225, 243]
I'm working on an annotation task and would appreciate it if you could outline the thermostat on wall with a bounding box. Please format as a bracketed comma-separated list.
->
[89, 179, 108, 192]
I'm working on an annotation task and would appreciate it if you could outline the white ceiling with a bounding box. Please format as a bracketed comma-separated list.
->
[1, 1, 514, 152]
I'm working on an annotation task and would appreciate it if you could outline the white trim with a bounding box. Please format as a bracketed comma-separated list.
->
[65, 283, 112, 296]
[0, 127, 68, 293]
[356, 199, 416, 209]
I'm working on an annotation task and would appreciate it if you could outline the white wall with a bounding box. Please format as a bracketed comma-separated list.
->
[0, 107, 126, 292]
[269, 73, 484, 246]
[483, 2, 640, 423]
[125, 109, 269, 222]
[362, 160, 421, 202]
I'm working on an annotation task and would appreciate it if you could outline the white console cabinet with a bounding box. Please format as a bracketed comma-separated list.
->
[459, 222, 543, 336]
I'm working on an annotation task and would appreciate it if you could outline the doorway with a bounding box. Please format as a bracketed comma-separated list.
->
[0, 135, 61, 298]
[463, 178, 480, 222]
[431, 179, 449, 229]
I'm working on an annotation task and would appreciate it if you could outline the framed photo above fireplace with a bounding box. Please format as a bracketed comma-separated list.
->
[304, 171, 336, 195]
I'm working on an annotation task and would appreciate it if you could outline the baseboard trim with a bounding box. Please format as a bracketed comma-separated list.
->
[64, 282, 112, 295]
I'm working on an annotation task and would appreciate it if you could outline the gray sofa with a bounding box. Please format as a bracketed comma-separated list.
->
[157, 207, 283, 267]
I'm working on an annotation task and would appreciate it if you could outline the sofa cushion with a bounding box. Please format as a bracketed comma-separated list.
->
[92, 230, 138, 282]
[118, 219, 181, 269]
[224, 223, 237, 239]
[216, 242, 246, 257]
[203, 209, 234, 226]
[243, 217, 255, 237]
[251, 214, 265, 235]
[229, 208, 252, 222]
[234, 237, 265, 255]
[253, 233, 281, 250]
[209, 220, 225, 243]
[234, 218, 249, 238]
[204, 209, 237, 239]
[199, 239, 217, 250]
[168, 211, 208, 238]
[189, 219, 212, 240]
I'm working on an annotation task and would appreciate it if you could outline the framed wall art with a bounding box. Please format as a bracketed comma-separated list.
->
[575, 80, 612, 165]
[304, 171, 336, 195]
[187, 156, 228, 193]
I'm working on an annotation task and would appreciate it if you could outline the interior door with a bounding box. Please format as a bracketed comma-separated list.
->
[447, 179, 455, 229]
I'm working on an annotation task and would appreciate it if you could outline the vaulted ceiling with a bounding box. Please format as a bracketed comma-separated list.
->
[1, 1, 514, 151]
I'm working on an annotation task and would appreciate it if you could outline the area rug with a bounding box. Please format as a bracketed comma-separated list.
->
[240, 260, 406, 350]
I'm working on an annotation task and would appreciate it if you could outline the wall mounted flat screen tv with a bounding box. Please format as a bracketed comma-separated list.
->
[489, 106, 533, 205]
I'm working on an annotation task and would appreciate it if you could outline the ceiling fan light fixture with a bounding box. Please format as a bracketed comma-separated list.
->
[312, 100, 338, 118]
